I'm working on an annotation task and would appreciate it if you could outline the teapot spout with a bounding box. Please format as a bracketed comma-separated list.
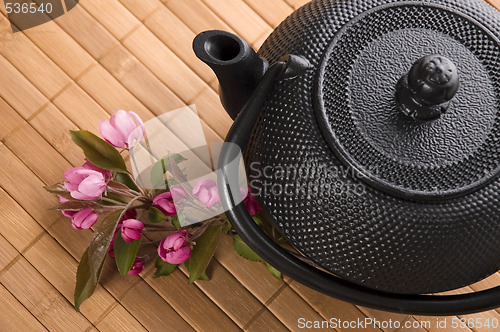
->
[193, 30, 268, 119]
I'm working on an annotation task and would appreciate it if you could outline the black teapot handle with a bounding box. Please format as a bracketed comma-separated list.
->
[217, 57, 500, 316]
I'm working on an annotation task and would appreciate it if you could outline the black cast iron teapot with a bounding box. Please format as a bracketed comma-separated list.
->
[193, 0, 500, 315]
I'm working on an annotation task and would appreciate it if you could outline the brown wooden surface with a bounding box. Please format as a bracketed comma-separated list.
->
[1, 0, 500, 331]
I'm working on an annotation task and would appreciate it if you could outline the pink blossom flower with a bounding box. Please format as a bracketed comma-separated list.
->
[82, 159, 113, 180]
[71, 208, 98, 230]
[241, 188, 262, 216]
[64, 167, 106, 200]
[192, 179, 220, 208]
[99, 110, 145, 149]
[109, 210, 138, 257]
[158, 230, 191, 264]
[58, 196, 76, 219]
[128, 257, 145, 275]
[153, 192, 176, 216]
[62, 210, 77, 219]
[170, 186, 187, 201]
[121, 219, 144, 242]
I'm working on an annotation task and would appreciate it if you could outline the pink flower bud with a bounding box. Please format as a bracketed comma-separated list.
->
[128, 257, 145, 275]
[158, 230, 191, 264]
[82, 159, 113, 180]
[99, 110, 145, 149]
[170, 186, 187, 201]
[58, 196, 76, 219]
[153, 192, 176, 216]
[241, 188, 262, 216]
[121, 219, 144, 242]
[71, 208, 98, 230]
[64, 167, 106, 200]
[109, 211, 137, 257]
[192, 179, 220, 208]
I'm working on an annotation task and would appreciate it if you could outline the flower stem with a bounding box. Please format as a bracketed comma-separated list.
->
[107, 187, 137, 198]
[128, 173, 147, 197]
[100, 197, 127, 206]
[96, 206, 125, 213]
[144, 224, 177, 232]
[128, 188, 142, 196]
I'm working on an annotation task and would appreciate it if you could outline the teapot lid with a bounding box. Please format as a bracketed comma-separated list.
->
[314, 1, 500, 200]
[248, 0, 500, 294]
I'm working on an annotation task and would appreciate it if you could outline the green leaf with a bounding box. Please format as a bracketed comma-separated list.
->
[154, 257, 178, 278]
[187, 224, 222, 283]
[278, 236, 289, 244]
[150, 158, 168, 190]
[148, 207, 166, 224]
[70, 130, 128, 173]
[184, 260, 210, 281]
[223, 221, 232, 234]
[217, 214, 232, 233]
[171, 215, 181, 230]
[252, 216, 263, 228]
[74, 248, 92, 312]
[114, 173, 140, 192]
[114, 232, 141, 277]
[74, 209, 123, 310]
[233, 235, 264, 262]
[150, 154, 187, 189]
[101, 193, 126, 205]
[266, 263, 282, 280]
[190, 220, 215, 241]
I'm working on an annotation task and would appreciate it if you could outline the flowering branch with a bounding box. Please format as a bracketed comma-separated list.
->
[45, 109, 276, 312]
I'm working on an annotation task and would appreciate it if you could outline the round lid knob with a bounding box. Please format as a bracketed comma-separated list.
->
[396, 55, 460, 120]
